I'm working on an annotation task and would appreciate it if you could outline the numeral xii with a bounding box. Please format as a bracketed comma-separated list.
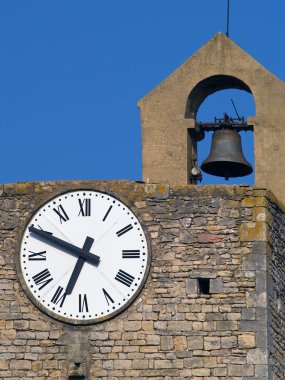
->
[78, 198, 91, 217]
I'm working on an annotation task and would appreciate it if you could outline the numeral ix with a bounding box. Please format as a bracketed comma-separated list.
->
[28, 250, 46, 261]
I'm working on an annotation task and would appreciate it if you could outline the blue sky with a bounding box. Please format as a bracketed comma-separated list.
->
[0, 1, 283, 185]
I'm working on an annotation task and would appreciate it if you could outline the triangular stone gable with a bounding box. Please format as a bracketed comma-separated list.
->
[138, 33, 283, 107]
[138, 32, 285, 205]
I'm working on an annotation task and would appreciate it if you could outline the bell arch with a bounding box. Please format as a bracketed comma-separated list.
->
[185, 75, 253, 119]
[138, 33, 285, 204]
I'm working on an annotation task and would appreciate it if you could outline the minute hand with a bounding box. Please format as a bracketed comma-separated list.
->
[29, 226, 100, 266]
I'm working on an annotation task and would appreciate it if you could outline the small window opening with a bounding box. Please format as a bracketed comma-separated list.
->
[69, 377, 85, 380]
[198, 278, 210, 295]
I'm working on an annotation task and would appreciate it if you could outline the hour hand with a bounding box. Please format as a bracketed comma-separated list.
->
[29, 226, 100, 266]
[66, 236, 94, 295]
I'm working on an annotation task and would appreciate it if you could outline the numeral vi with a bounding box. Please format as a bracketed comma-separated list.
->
[79, 294, 88, 313]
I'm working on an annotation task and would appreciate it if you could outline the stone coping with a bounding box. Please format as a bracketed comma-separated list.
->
[0, 179, 284, 212]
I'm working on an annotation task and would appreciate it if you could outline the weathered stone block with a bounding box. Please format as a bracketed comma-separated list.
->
[187, 336, 203, 350]
[192, 367, 210, 376]
[204, 337, 221, 350]
[239, 221, 268, 241]
[242, 254, 267, 271]
[10, 359, 32, 370]
[133, 360, 149, 369]
[221, 336, 237, 349]
[197, 233, 222, 243]
[247, 348, 268, 365]
[238, 334, 256, 348]
[184, 357, 203, 368]
[173, 336, 187, 351]
[210, 278, 223, 293]
[161, 336, 173, 351]
[113, 359, 132, 369]
[186, 279, 198, 293]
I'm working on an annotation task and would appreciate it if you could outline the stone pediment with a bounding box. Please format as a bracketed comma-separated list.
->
[138, 33, 285, 204]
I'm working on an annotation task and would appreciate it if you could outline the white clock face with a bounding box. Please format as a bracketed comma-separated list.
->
[19, 190, 150, 324]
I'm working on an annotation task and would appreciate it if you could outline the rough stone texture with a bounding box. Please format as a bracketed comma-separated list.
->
[0, 180, 284, 379]
[268, 201, 285, 379]
[138, 33, 285, 206]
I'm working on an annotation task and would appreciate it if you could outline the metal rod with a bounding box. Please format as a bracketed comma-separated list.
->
[226, 0, 230, 37]
[231, 99, 241, 120]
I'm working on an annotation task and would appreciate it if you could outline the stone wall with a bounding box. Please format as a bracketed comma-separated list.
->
[0, 180, 284, 379]
[268, 197, 285, 379]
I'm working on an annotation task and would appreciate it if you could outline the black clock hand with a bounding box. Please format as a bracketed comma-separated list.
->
[29, 226, 100, 266]
[66, 236, 94, 295]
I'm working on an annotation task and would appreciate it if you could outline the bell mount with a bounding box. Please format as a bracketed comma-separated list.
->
[196, 113, 254, 133]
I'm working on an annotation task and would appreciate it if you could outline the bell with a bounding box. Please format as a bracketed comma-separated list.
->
[201, 129, 253, 179]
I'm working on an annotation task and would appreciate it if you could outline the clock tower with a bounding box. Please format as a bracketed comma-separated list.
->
[1, 33, 285, 379]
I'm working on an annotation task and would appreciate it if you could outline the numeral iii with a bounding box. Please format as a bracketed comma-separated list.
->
[122, 250, 140, 258]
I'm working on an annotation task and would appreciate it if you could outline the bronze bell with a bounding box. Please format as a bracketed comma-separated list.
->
[201, 129, 253, 180]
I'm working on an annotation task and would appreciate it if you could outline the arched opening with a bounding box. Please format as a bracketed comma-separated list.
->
[186, 75, 252, 118]
[186, 75, 255, 185]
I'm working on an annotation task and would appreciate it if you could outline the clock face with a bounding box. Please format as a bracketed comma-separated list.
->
[19, 190, 150, 324]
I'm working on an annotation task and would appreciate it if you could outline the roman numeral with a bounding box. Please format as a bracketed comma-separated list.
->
[102, 205, 112, 221]
[32, 269, 53, 290]
[78, 198, 91, 217]
[115, 269, 135, 287]
[102, 288, 114, 306]
[53, 205, 69, 223]
[51, 286, 67, 307]
[116, 224, 133, 237]
[122, 250, 140, 259]
[28, 250, 47, 261]
[79, 294, 88, 313]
